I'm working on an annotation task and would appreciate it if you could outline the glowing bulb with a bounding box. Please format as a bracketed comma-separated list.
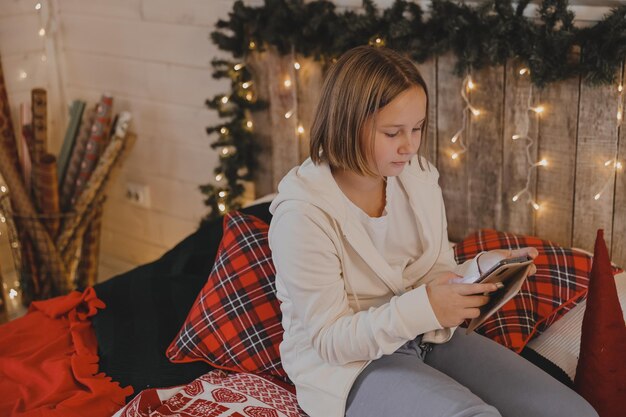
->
[9, 289, 18, 299]
[38, 28, 46, 37]
[0, 185, 6, 192]
[297, 124, 305, 134]
[220, 96, 229, 104]
[451, 152, 459, 160]
[242, 81, 252, 89]
[246, 120, 253, 129]
[519, 68, 529, 75]
[594, 193, 602, 200]
[616, 162, 623, 170]
[605, 159, 614, 167]
[619, 84, 624, 93]
[220, 127, 229, 135]
[512, 134, 521, 140]
[538, 159, 548, 167]
[375, 38, 382, 45]
[471, 108, 481, 116]
[532, 105, 545, 114]
[532, 202, 541, 211]
[467, 78, 475, 90]
[294, 62, 301, 70]
[451, 132, 460, 143]
[215, 173, 224, 181]
[218, 203, 226, 212]
[246, 92, 253, 101]
[284, 109, 294, 119]
[11, 242, 18, 248]
[221, 147, 230, 156]
[233, 63, 244, 71]
[18, 71, 27, 80]
[0, 216, 5, 223]
[218, 191, 227, 198]
[284, 78, 292, 88]
[512, 195, 519, 202]
[249, 40, 256, 50]
[618, 110, 623, 121]
[35, 3, 42, 10]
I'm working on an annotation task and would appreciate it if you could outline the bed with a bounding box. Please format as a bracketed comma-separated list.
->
[0, 199, 624, 417]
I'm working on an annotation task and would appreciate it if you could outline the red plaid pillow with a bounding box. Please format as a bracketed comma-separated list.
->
[166, 211, 287, 380]
[455, 229, 621, 353]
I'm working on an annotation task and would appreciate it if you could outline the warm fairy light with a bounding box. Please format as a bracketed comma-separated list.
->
[35, 2, 42, 10]
[519, 68, 529, 75]
[451, 132, 461, 143]
[218, 203, 226, 212]
[19, 71, 27, 80]
[532, 202, 541, 211]
[220, 127, 229, 135]
[0, 186, 6, 193]
[234, 63, 244, 71]
[215, 173, 224, 181]
[39, 28, 46, 37]
[221, 148, 230, 156]
[249, 40, 256, 50]
[284, 109, 294, 119]
[532, 105, 545, 114]
[538, 159, 548, 167]
[283, 78, 292, 88]
[617, 162, 623, 170]
[220, 96, 229, 104]
[11, 242, 18, 248]
[467, 78, 475, 90]
[294, 62, 301, 70]
[618, 109, 623, 122]
[218, 191, 227, 198]
[242, 81, 252, 89]
[619, 84, 624, 93]
[246, 120, 253, 129]
[375, 37, 383, 45]
[471, 108, 481, 116]
[451, 152, 459, 160]
[0, 216, 5, 223]
[245, 92, 253, 101]
[512, 134, 521, 140]
[9, 289, 18, 299]
[605, 159, 614, 166]
[512, 193, 520, 202]
[297, 124, 305, 134]
[594, 193, 602, 200]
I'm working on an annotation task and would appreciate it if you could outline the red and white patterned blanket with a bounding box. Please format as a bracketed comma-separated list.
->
[112, 370, 307, 417]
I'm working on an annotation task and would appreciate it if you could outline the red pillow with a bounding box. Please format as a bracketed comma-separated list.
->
[454, 229, 620, 352]
[166, 211, 287, 380]
[574, 230, 626, 417]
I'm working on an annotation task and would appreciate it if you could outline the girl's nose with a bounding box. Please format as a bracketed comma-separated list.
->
[399, 133, 418, 154]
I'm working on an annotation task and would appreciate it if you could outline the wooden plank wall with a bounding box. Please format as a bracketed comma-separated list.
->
[256, 52, 626, 267]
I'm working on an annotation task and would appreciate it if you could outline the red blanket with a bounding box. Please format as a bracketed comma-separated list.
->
[0, 287, 133, 417]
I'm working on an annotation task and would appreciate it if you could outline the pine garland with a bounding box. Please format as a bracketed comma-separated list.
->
[202, 0, 626, 220]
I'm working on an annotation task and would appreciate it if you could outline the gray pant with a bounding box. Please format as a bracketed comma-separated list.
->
[345, 331, 598, 417]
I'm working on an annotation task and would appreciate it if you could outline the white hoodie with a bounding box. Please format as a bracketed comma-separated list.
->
[268, 156, 478, 417]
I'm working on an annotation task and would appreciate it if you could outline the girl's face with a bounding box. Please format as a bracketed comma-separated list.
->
[362, 86, 427, 177]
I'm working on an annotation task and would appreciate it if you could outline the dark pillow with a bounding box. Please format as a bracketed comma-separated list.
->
[92, 203, 272, 398]
[167, 211, 286, 380]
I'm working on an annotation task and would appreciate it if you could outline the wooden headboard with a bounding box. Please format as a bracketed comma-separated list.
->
[246, 49, 626, 267]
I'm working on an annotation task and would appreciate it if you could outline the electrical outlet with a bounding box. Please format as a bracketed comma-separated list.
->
[125, 182, 151, 208]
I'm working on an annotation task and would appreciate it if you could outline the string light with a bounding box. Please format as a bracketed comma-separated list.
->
[449, 75, 482, 160]
[297, 124, 305, 134]
[215, 173, 224, 181]
[242, 81, 252, 89]
[220, 96, 229, 104]
[0, 186, 7, 193]
[35, 2, 42, 10]
[594, 158, 622, 201]
[284, 109, 294, 119]
[245, 92, 253, 101]
[221, 148, 230, 156]
[283, 78, 292, 88]
[233, 63, 244, 71]
[510, 73, 547, 211]
[38, 28, 46, 37]
[218, 203, 226, 212]
[246, 120, 253, 129]
[248, 40, 256, 50]
[294, 62, 301, 70]
[218, 191, 227, 198]
[9, 289, 18, 299]
[220, 127, 229, 135]
[19, 71, 28, 80]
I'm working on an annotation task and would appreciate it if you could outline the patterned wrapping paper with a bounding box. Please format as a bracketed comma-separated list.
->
[0, 144, 68, 296]
[75, 202, 103, 289]
[32, 153, 61, 237]
[60, 106, 96, 211]
[70, 94, 113, 207]
[0, 56, 19, 173]
[57, 100, 86, 187]
[30, 88, 47, 164]
[56, 129, 134, 257]
[17, 103, 33, 194]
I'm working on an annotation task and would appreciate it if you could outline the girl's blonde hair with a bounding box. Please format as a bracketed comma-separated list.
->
[310, 45, 429, 175]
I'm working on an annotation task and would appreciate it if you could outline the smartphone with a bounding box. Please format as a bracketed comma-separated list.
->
[476, 255, 533, 284]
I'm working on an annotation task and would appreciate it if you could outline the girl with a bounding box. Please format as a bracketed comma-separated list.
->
[268, 46, 597, 417]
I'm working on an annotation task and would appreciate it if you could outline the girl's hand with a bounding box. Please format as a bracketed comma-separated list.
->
[426, 272, 499, 328]
[491, 247, 539, 260]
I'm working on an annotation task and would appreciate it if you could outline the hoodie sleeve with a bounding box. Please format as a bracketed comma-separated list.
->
[269, 208, 444, 366]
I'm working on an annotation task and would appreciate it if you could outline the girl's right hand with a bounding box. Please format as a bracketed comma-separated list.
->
[425, 272, 499, 328]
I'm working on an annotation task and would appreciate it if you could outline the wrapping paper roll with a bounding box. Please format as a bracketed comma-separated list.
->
[30, 88, 47, 163]
[57, 101, 86, 187]
[70, 94, 113, 207]
[0, 56, 19, 173]
[60, 107, 96, 211]
[32, 153, 61, 237]
[0, 144, 68, 296]
[17, 103, 33, 194]
[74, 201, 103, 289]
